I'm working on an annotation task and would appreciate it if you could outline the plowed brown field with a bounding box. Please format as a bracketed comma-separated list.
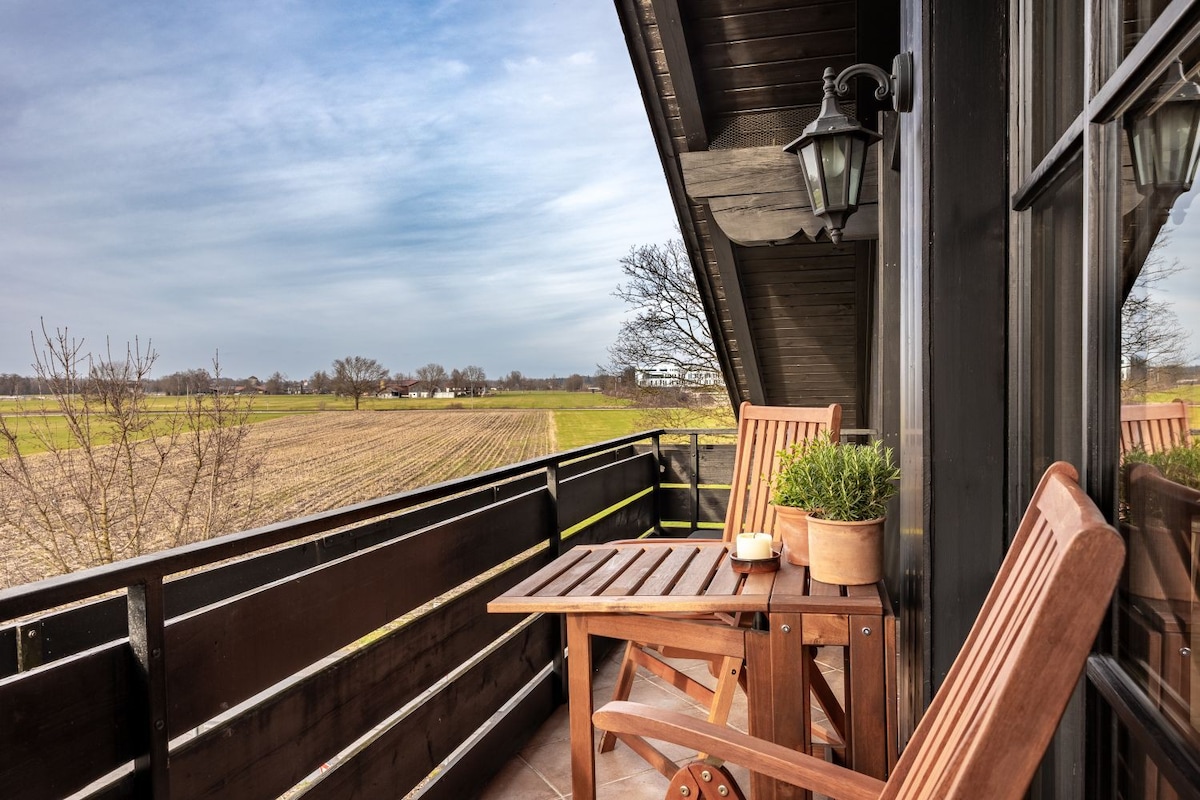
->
[245, 410, 554, 523]
[1, 410, 554, 587]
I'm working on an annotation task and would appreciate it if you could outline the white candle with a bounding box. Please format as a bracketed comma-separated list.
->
[736, 532, 773, 560]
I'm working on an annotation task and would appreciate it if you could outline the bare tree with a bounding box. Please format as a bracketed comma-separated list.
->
[263, 371, 288, 395]
[461, 365, 487, 396]
[1122, 229, 1195, 398]
[0, 325, 261, 583]
[415, 362, 448, 397]
[331, 356, 388, 409]
[308, 369, 331, 394]
[157, 368, 212, 396]
[608, 238, 722, 391]
[502, 370, 523, 391]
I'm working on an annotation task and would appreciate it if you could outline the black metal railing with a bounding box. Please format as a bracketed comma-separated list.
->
[0, 429, 745, 800]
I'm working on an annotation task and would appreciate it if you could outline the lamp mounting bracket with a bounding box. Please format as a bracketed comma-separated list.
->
[832, 52, 913, 114]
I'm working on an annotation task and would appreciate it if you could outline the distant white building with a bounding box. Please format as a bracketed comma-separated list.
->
[635, 365, 721, 388]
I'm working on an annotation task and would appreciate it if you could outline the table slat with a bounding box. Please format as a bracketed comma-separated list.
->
[499, 547, 590, 599]
[539, 548, 616, 597]
[569, 546, 646, 597]
[602, 546, 671, 596]
[636, 546, 699, 596]
[669, 545, 726, 596]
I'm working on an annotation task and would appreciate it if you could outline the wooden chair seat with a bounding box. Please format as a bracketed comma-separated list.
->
[595, 462, 1125, 799]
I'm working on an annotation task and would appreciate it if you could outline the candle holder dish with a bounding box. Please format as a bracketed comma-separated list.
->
[729, 549, 782, 574]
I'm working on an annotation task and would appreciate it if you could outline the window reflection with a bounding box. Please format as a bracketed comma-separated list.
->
[1122, 1, 1174, 61]
[1118, 58, 1200, 775]
[1032, 171, 1084, 483]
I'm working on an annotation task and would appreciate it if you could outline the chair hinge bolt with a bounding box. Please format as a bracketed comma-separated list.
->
[679, 787, 690, 797]
[781, 624, 791, 633]
[718, 786, 730, 797]
[862, 627, 873, 636]
[700, 770, 712, 782]
[1182, 647, 1191, 657]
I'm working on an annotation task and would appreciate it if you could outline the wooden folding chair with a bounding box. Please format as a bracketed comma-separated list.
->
[595, 461, 1125, 799]
[597, 402, 842, 759]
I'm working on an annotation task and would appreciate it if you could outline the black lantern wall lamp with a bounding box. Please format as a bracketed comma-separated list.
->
[1125, 59, 1200, 212]
[784, 53, 913, 244]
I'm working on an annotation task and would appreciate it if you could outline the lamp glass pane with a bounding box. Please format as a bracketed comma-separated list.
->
[1129, 118, 1152, 189]
[847, 136, 867, 206]
[800, 143, 826, 215]
[819, 136, 849, 209]
[1184, 104, 1200, 185]
[1153, 103, 1196, 183]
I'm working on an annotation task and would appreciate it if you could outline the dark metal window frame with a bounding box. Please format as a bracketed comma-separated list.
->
[1012, 1, 1200, 797]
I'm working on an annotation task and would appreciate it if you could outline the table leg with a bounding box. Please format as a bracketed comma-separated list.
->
[848, 614, 887, 779]
[772, 612, 810, 800]
[745, 629, 774, 800]
[567, 614, 596, 800]
[743, 613, 813, 800]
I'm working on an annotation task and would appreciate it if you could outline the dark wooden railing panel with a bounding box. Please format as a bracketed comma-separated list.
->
[419, 665, 558, 800]
[0, 642, 141, 800]
[658, 486, 731, 528]
[164, 561, 552, 800]
[0, 432, 678, 800]
[0, 448, 640, 678]
[655, 443, 736, 485]
[558, 451, 657, 531]
[166, 489, 552, 735]
[566, 491, 658, 548]
[0, 627, 14, 676]
[301, 614, 556, 800]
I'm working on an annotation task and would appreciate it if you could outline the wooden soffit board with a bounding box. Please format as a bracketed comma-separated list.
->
[679, 145, 879, 246]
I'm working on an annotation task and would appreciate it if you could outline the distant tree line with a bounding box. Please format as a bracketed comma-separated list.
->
[0, 365, 624, 397]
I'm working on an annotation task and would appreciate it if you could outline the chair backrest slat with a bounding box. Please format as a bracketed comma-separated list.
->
[1120, 400, 1192, 459]
[722, 402, 842, 542]
[884, 462, 1124, 800]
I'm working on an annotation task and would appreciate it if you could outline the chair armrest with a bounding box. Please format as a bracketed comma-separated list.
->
[593, 701, 886, 800]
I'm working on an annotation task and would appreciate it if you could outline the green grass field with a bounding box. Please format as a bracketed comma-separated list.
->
[0, 391, 684, 457]
[1146, 386, 1200, 428]
[553, 409, 649, 450]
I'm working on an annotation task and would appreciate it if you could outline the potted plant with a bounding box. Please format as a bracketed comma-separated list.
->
[800, 437, 900, 585]
[769, 435, 828, 565]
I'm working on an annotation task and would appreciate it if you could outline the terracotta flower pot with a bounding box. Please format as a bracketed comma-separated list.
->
[772, 505, 811, 565]
[807, 516, 885, 585]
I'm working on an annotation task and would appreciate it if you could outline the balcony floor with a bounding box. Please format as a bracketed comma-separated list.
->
[479, 646, 845, 799]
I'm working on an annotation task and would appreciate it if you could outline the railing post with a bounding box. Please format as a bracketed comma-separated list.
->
[652, 432, 665, 535]
[690, 433, 701, 533]
[546, 462, 562, 559]
[15, 620, 44, 671]
[546, 463, 566, 704]
[128, 578, 170, 799]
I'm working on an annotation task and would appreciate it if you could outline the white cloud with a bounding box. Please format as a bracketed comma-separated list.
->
[0, 0, 678, 379]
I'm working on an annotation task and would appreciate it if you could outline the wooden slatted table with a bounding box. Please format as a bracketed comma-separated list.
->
[488, 540, 895, 800]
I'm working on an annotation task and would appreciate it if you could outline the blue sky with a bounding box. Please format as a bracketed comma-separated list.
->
[0, 0, 677, 380]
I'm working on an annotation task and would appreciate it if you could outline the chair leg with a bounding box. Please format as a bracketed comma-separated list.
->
[598, 640, 642, 753]
[665, 762, 747, 800]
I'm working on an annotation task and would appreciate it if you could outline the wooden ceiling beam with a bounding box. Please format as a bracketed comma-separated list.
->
[706, 214, 767, 405]
[680, 145, 880, 245]
[649, 0, 709, 151]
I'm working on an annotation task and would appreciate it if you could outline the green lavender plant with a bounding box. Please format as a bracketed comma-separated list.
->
[773, 434, 899, 522]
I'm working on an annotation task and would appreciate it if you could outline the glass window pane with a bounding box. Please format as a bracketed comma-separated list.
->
[1032, 0, 1084, 163]
[1117, 57, 1200, 755]
[1122, 0, 1174, 61]
[1030, 171, 1085, 484]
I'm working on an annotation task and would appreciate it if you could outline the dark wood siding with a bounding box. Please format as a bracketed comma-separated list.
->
[737, 241, 864, 424]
